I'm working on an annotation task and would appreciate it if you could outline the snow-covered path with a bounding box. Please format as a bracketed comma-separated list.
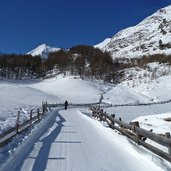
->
[14, 108, 163, 171]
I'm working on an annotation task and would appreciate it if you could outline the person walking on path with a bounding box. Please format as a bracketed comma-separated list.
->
[64, 100, 68, 110]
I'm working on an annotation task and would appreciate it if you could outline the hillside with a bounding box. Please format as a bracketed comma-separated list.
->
[101, 5, 171, 59]
[94, 38, 111, 49]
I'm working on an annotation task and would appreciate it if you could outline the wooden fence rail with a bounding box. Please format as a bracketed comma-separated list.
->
[100, 98, 171, 108]
[0, 102, 48, 146]
[47, 102, 100, 108]
[90, 107, 171, 163]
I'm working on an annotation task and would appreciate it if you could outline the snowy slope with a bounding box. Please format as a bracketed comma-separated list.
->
[102, 5, 171, 58]
[29, 75, 102, 103]
[94, 38, 111, 49]
[27, 44, 60, 59]
[0, 76, 104, 134]
[103, 85, 154, 105]
[120, 63, 171, 103]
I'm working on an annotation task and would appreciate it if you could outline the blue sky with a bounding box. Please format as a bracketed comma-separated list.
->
[0, 0, 170, 54]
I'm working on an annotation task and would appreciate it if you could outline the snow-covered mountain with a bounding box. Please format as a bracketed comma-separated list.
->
[27, 44, 60, 59]
[94, 38, 111, 49]
[102, 5, 171, 59]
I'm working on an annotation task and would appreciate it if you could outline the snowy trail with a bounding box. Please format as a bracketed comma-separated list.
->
[14, 108, 163, 171]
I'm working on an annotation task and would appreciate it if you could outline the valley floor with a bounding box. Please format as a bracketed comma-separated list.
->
[0, 76, 171, 170]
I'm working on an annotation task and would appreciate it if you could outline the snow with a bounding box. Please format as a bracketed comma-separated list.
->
[133, 112, 171, 135]
[2, 109, 165, 171]
[0, 74, 171, 170]
[103, 85, 153, 105]
[0, 80, 58, 133]
[29, 76, 102, 103]
[27, 44, 60, 59]
[121, 66, 171, 102]
[0, 108, 58, 171]
[94, 38, 111, 49]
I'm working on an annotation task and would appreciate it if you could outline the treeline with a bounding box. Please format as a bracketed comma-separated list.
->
[132, 54, 171, 68]
[46, 45, 115, 82]
[115, 53, 171, 71]
[0, 45, 118, 82]
[0, 54, 45, 79]
[2, 46, 171, 83]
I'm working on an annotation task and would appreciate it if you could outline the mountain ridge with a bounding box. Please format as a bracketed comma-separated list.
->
[94, 38, 111, 49]
[27, 44, 60, 59]
[101, 5, 171, 59]
[27, 5, 171, 60]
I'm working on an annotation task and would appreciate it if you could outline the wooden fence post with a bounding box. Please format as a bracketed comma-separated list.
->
[99, 109, 103, 121]
[92, 109, 95, 118]
[30, 110, 33, 125]
[16, 111, 20, 134]
[131, 121, 141, 144]
[46, 101, 47, 107]
[111, 114, 115, 126]
[46, 102, 48, 111]
[37, 108, 40, 120]
[119, 117, 122, 128]
[42, 103, 46, 114]
[165, 132, 171, 155]
[104, 112, 107, 121]
[42, 101, 45, 114]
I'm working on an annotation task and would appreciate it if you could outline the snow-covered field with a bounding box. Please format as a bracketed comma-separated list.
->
[29, 75, 102, 103]
[0, 80, 58, 133]
[0, 75, 171, 170]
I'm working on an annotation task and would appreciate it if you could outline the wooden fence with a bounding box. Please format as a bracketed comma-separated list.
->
[2, 101, 170, 163]
[91, 107, 171, 163]
[0, 102, 48, 147]
[0, 101, 98, 147]
[100, 98, 171, 108]
[47, 102, 99, 108]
